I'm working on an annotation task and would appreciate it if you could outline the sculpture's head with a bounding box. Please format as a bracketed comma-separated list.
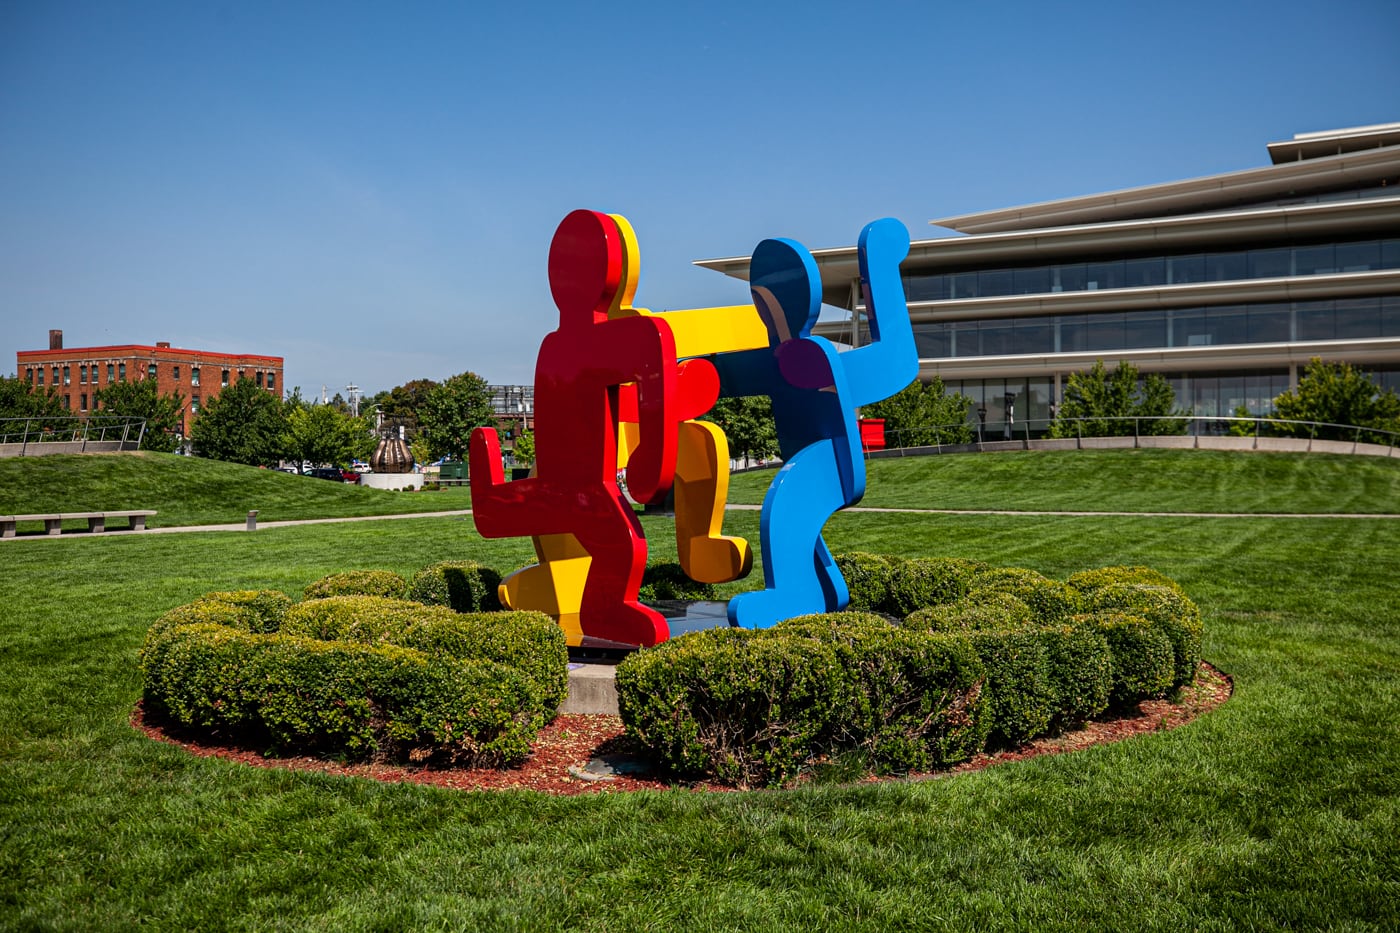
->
[548, 209, 641, 328]
[749, 237, 821, 348]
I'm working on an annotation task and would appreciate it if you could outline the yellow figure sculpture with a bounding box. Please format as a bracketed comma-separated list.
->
[498, 214, 767, 643]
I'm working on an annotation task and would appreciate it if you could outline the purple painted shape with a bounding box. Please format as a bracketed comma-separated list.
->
[776, 338, 834, 390]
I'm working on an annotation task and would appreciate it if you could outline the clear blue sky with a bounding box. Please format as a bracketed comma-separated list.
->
[4, 0, 1397, 395]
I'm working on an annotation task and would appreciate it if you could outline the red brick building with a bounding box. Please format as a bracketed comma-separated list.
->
[16, 330, 283, 436]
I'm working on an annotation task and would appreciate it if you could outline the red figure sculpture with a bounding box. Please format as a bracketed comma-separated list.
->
[469, 210, 682, 646]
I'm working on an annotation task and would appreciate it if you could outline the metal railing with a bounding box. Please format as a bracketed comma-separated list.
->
[0, 416, 148, 454]
[872, 415, 1400, 455]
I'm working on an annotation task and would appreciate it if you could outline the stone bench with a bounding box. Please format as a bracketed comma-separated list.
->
[0, 510, 158, 538]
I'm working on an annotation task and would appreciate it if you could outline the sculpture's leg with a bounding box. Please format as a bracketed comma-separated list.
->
[574, 490, 669, 646]
[727, 440, 847, 629]
[499, 533, 592, 645]
[674, 419, 752, 584]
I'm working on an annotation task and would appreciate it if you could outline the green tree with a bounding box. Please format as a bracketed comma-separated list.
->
[861, 377, 974, 447]
[1049, 360, 1184, 438]
[91, 377, 186, 452]
[189, 378, 287, 466]
[417, 371, 494, 460]
[703, 396, 779, 465]
[283, 404, 374, 470]
[511, 428, 535, 468]
[0, 375, 64, 423]
[1270, 358, 1400, 443]
[377, 378, 439, 432]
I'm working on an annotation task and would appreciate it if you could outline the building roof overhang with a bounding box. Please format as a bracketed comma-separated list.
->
[927, 145, 1400, 234]
[697, 195, 1400, 309]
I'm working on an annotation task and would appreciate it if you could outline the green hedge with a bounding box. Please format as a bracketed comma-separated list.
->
[834, 552, 895, 612]
[141, 591, 564, 765]
[835, 553, 987, 617]
[1066, 565, 1187, 597]
[637, 561, 719, 602]
[903, 602, 1054, 747]
[282, 597, 567, 712]
[968, 568, 1082, 623]
[198, 590, 292, 633]
[775, 613, 990, 773]
[303, 570, 409, 600]
[1082, 583, 1202, 687]
[615, 615, 989, 787]
[1078, 611, 1175, 706]
[883, 557, 987, 617]
[1039, 624, 1113, 729]
[408, 560, 503, 613]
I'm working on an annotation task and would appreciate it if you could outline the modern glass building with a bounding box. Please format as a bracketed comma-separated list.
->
[696, 123, 1400, 436]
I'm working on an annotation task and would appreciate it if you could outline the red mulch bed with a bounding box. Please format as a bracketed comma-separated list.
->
[131, 663, 1231, 795]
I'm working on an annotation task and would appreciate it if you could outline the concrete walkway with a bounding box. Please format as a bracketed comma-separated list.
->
[7, 503, 1400, 542]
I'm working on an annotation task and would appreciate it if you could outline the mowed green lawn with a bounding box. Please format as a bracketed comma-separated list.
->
[0, 452, 470, 531]
[2, 450, 1397, 930]
[731, 447, 1400, 513]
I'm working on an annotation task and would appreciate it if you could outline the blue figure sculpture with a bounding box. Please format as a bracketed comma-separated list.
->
[710, 218, 917, 629]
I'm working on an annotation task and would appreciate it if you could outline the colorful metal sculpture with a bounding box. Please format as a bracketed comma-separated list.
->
[710, 218, 916, 629]
[472, 210, 915, 646]
[468, 209, 686, 647]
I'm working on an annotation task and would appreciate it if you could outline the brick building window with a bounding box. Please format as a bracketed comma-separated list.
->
[191, 367, 200, 386]
[221, 369, 229, 386]
[173, 365, 180, 381]
[147, 363, 157, 380]
[267, 372, 276, 391]
[63, 366, 70, 386]
[26, 368, 33, 384]
[80, 394, 87, 411]
[107, 363, 114, 382]
[79, 365, 87, 384]
[191, 396, 200, 413]
[63, 395, 70, 410]
[36, 369, 44, 385]
[119, 363, 126, 381]
[255, 371, 264, 388]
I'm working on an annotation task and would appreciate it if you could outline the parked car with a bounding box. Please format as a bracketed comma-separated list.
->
[306, 467, 346, 482]
[340, 468, 360, 484]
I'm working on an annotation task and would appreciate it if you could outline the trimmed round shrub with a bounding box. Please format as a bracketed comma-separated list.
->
[282, 596, 456, 642]
[969, 568, 1082, 623]
[883, 557, 987, 617]
[637, 561, 718, 602]
[616, 628, 844, 787]
[1083, 583, 1202, 688]
[904, 598, 1054, 747]
[395, 610, 568, 713]
[1066, 565, 1187, 597]
[196, 590, 292, 633]
[303, 570, 409, 600]
[834, 552, 896, 612]
[904, 592, 1035, 634]
[1039, 624, 1112, 729]
[776, 613, 990, 772]
[141, 591, 561, 766]
[283, 597, 567, 712]
[1078, 611, 1174, 706]
[408, 561, 503, 613]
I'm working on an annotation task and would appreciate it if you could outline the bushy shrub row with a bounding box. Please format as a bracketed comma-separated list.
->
[616, 614, 989, 787]
[141, 584, 567, 765]
[617, 562, 1203, 786]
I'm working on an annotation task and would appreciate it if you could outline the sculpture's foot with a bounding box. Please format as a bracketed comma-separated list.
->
[582, 601, 670, 648]
[726, 588, 811, 630]
[679, 534, 753, 585]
